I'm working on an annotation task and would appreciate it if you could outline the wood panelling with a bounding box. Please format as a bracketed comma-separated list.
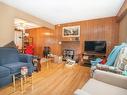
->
[117, 9, 127, 22]
[117, 0, 127, 43]
[26, 17, 119, 56]
[117, 0, 127, 17]
[55, 17, 119, 55]
[117, 0, 127, 22]
[26, 27, 58, 56]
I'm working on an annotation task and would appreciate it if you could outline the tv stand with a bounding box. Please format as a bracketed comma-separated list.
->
[84, 52, 106, 56]
[82, 52, 106, 67]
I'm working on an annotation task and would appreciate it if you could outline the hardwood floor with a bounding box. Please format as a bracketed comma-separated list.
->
[0, 62, 90, 95]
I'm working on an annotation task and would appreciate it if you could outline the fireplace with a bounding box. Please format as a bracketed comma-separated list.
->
[63, 49, 75, 60]
[61, 41, 80, 61]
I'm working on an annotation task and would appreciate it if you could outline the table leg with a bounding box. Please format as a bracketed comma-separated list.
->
[12, 75, 16, 92]
[21, 77, 24, 92]
[31, 73, 33, 84]
[31, 73, 34, 91]
[24, 75, 27, 83]
[47, 61, 49, 69]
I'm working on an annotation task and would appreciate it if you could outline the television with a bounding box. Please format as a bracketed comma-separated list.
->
[84, 41, 106, 53]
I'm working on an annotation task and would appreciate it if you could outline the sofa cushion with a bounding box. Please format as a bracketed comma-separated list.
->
[0, 48, 19, 65]
[0, 75, 12, 87]
[0, 66, 10, 78]
[82, 79, 127, 95]
[2, 62, 30, 74]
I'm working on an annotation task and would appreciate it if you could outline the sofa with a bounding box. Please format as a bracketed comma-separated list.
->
[0, 47, 33, 87]
[74, 70, 127, 95]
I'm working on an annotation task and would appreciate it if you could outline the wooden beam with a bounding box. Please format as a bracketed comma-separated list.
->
[117, 8, 127, 23]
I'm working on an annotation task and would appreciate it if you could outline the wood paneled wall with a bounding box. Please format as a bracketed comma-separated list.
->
[117, 0, 127, 43]
[55, 17, 119, 55]
[26, 17, 119, 56]
[26, 27, 58, 56]
[117, 0, 127, 17]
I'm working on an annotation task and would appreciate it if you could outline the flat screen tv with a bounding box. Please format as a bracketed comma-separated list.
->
[84, 41, 106, 53]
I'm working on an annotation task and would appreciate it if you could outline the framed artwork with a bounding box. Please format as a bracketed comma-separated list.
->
[62, 26, 80, 37]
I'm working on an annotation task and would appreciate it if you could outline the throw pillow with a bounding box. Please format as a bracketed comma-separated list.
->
[3, 41, 17, 48]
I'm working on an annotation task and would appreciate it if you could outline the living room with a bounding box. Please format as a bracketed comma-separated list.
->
[0, 0, 127, 95]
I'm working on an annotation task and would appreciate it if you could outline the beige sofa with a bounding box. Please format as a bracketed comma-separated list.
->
[74, 70, 127, 95]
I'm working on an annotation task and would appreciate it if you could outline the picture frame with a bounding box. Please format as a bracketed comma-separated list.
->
[62, 26, 80, 37]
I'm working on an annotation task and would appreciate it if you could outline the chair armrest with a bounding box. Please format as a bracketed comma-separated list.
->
[19, 54, 33, 64]
[93, 70, 127, 89]
[74, 89, 90, 95]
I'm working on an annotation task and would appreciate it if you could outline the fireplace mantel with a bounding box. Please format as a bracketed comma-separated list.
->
[61, 37, 80, 42]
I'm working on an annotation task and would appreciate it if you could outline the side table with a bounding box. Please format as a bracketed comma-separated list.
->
[12, 73, 33, 93]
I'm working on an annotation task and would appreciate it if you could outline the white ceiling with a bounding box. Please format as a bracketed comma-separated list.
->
[0, 0, 125, 25]
[14, 18, 40, 29]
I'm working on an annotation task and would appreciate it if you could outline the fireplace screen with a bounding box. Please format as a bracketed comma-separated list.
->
[63, 49, 75, 60]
